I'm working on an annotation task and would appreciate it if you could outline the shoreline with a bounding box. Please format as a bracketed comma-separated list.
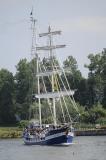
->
[75, 129, 106, 136]
[0, 127, 22, 138]
[0, 127, 106, 138]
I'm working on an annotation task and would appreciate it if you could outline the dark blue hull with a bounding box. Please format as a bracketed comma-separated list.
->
[24, 134, 73, 145]
[24, 127, 74, 146]
[44, 134, 73, 145]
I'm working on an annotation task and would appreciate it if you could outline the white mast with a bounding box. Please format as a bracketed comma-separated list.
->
[48, 26, 56, 126]
[30, 11, 42, 126]
[38, 26, 65, 126]
[34, 26, 75, 125]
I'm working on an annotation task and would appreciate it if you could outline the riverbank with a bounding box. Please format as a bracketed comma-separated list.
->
[0, 127, 22, 138]
[0, 127, 106, 138]
[75, 129, 106, 136]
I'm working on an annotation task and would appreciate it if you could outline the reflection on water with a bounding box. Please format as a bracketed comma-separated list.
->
[0, 136, 106, 160]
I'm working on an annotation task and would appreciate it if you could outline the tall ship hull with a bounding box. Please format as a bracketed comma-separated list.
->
[24, 126, 74, 145]
[23, 12, 78, 146]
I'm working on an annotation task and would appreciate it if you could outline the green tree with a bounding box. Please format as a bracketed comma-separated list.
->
[15, 59, 32, 120]
[88, 104, 106, 123]
[74, 78, 88, 106]
[85, 49, 106, 107]
[0, 69, 16, 124]
[63, 56, 87, 106]
[63, 56, 82, 89]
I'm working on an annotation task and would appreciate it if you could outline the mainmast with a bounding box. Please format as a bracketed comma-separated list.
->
[49, 26, 56, 126]
[32, 23, 75, 126]
[37, 26, 66, 126]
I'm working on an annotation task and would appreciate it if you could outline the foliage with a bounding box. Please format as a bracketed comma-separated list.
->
[15, 59, 31, 104]
[96, 117, 106, 125]
[0, 49, 106, 125]
[15, 59, 33, 120]
[89, 104, 106, 122]
[18, 120, 29, 128]
[0, 69, 16, 124]
[63, 56, 82, 89]
[85, 49, 106, 107]
[79, 104, 106, 124]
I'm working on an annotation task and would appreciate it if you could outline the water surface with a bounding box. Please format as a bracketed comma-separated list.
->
[0, 136, 106, 160]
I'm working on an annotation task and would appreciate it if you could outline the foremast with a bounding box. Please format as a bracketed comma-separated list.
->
[30, 13, 42, 126]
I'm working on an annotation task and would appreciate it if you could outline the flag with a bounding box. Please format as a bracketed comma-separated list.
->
[30, 7, 33, 16]
[30, 11, 32, 15]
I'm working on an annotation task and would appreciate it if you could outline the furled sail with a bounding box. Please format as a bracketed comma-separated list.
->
[35, 90, 74, 99]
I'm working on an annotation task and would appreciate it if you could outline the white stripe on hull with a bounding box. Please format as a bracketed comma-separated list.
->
[45, 132, 65, 140]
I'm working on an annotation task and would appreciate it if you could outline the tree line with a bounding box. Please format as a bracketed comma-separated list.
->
[0, 49, 106, 125]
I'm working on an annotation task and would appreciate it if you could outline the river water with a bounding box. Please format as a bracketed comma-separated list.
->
[0, 136, 106, 160]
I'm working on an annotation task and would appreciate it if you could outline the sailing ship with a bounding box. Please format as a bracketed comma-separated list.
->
[23, 14, 77, 146]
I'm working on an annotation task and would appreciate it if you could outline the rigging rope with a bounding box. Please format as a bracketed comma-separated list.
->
[51, 58, 72, 123]
[38, 58, 54, 123]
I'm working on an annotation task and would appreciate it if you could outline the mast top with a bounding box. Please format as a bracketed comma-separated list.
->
[30, 7, 37, 24]
[39, 26, 61, 37]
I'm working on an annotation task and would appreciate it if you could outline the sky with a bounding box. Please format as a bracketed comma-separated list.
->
[0, 0, 106, 77]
